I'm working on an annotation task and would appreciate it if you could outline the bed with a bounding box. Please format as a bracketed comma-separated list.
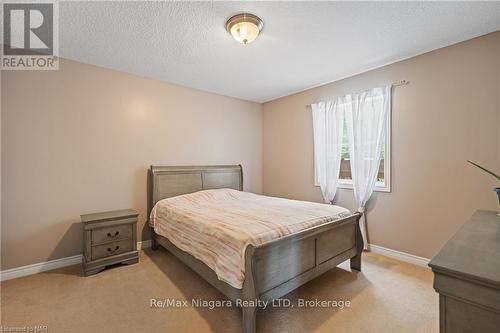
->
[148, 165, 363, 333]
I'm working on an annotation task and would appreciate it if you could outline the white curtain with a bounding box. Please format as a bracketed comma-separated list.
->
[311, 101, 345, 203]
[345, 86, 391, 249]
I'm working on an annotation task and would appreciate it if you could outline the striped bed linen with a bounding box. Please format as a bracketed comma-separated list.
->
[150, 188, 351, 289]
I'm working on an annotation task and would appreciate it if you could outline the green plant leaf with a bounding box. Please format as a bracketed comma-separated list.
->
[467, 160, 500, 181]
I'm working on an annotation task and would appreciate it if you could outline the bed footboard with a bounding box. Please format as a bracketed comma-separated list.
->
[242, 212, 363, 333]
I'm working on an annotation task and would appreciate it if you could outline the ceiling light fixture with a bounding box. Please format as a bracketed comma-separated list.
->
[226, 13, 263, 44]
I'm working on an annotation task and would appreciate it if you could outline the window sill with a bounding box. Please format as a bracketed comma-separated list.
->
[338, 181, 391, 193]
[314, 182, 391, 193]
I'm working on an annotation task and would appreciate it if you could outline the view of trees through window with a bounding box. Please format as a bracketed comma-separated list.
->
[339, 118, 385, 182]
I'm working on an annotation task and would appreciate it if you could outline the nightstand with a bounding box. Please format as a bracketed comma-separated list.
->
[81, 209, 139, 276]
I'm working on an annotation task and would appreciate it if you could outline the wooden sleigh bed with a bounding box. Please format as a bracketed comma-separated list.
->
[148, 165, 363, 333]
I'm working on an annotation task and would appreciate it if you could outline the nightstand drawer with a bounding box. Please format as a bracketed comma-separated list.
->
[91, 239, 133, 261]
[91, 224, 133, 245]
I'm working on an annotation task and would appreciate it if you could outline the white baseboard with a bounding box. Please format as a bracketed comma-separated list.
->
[368, 244, 430, 268]
[1, 240, 153, 282]
[1, 241, 427, 282]
[0, 254, 83, 282]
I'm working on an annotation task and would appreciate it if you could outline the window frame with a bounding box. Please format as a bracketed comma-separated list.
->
[314, 103, 392, 193]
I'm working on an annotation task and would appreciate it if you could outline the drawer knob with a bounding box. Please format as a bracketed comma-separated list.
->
[107, 245, 120, 253]
[107, 231, 120, 238]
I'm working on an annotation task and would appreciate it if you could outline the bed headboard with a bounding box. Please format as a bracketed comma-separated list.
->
[148, 165, 243, 212]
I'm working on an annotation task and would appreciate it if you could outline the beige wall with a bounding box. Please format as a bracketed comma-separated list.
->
[498, 36, 500, 169]
[263, 32, 500, 259]
[1, 59, 262, 270]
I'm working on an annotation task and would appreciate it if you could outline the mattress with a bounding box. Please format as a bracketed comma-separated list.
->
[150, 188, 351, 289]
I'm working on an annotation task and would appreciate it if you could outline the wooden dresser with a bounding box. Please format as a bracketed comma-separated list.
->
[81, 209, 139, 276]
[429, 210, 500, 332]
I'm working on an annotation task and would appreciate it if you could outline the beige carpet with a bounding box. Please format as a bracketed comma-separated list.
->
[1, 249, 438, 333]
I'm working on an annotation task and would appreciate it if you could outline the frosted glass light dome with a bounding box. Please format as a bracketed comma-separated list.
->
[226, 13, 263, 44]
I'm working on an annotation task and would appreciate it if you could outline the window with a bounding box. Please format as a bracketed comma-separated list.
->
[313, 104, 391, 193]
[338, 110, 391, 192]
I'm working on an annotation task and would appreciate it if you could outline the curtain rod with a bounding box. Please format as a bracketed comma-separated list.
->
[392, 79, 410, 87]
[306, 80, 410, 107]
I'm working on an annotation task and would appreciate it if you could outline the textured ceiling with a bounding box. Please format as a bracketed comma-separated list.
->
[58, 1, 500, 103]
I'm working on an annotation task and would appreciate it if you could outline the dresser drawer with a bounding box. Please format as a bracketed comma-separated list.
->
[91, 224, 133, 245]
[91, 239, 133, 261]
